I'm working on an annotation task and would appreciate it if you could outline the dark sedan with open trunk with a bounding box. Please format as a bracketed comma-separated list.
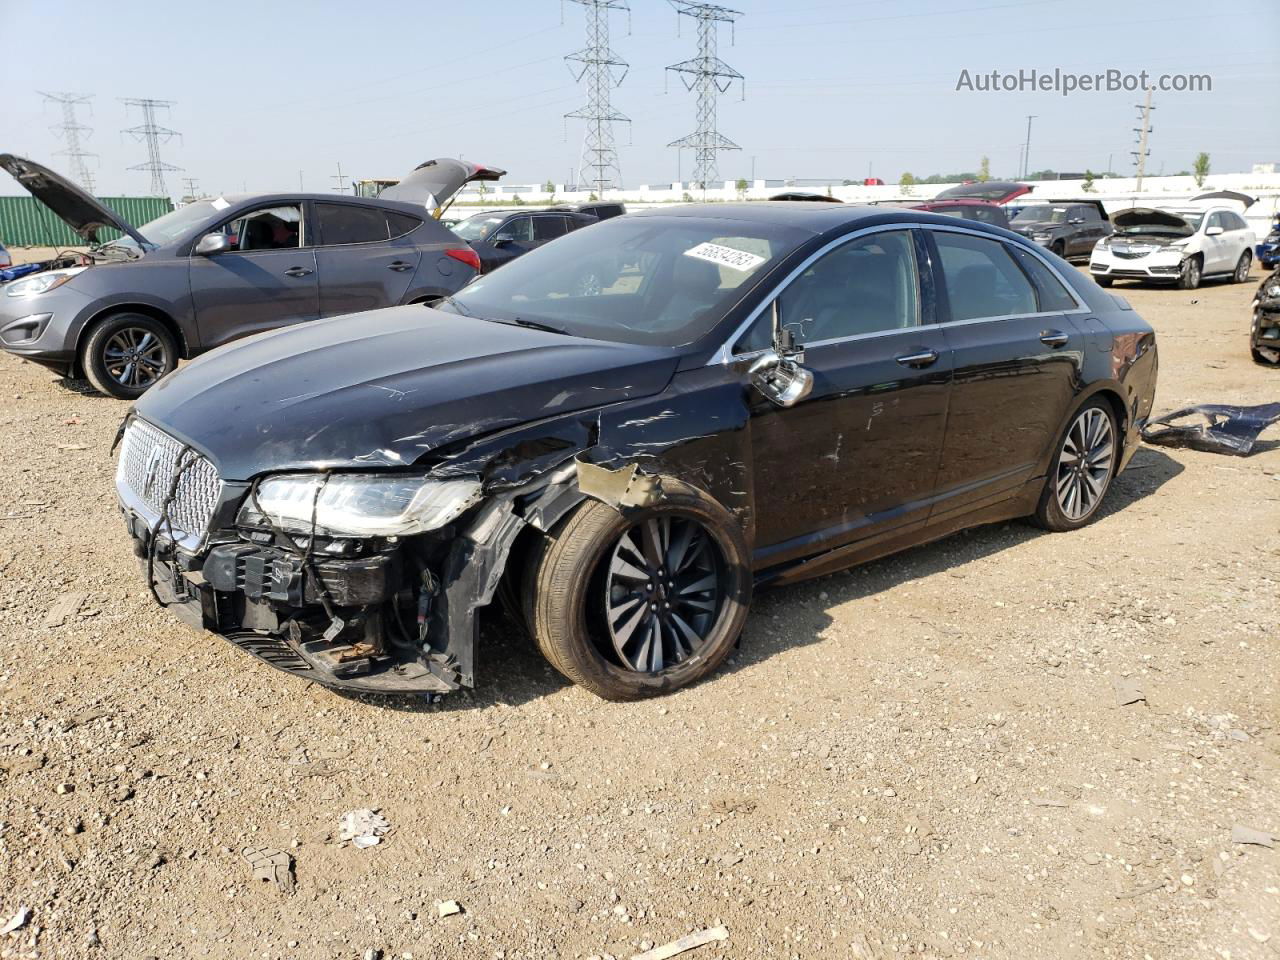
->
[114, 203, 1158, 701]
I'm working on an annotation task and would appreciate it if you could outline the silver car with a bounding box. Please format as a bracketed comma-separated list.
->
[0, 155, 504, 398]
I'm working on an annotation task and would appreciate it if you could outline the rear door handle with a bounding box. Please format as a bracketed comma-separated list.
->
[895, 349, 939, 368]
[1040, 330, 1069, 347]
[388, 261, 414, 272]
[284, 266, 314, 278]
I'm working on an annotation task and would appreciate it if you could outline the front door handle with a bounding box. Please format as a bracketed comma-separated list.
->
[1040, 330, 1069, 347]
[895, 349, 939, 368]
[284, 266, 314, 278]
[388, 261, 414, 272]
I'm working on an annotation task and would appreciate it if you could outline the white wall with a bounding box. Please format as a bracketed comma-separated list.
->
[455, 171, 1280, 239]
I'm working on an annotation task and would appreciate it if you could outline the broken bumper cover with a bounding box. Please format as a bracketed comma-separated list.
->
[122, 510, 461, 696]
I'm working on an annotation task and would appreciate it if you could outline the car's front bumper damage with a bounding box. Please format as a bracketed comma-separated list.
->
[114, 411, 599, 699]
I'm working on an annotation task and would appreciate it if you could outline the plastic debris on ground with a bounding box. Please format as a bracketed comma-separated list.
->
[1, 907, 31, 935]
[1141, 402, 1280, 456]
[242, 845, 296, 894]
[436, 900, 463, 918]
[632, 926, 729, 960]
[338, 808, 391, 848]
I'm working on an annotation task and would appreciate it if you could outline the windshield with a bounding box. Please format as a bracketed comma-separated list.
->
[451, 215, 506, 241]
[105, 200, 217, 250]
[1012, 205, 1068, 225]
[438, 215, 812, 347]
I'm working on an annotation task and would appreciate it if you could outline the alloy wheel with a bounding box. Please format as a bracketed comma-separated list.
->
[1055, 407, 1115, 521]
[1181, 257, 1201, 288]
[1235, 253, 1251, 283]
[102, 327, 168, 388]
[601, 515, 725, 673]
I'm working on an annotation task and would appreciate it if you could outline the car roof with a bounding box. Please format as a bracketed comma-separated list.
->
[915, 199, 1003, 208]
[628, 201, 1019, 236]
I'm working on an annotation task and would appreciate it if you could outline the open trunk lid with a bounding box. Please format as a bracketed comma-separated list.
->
[0, 153, 149, 246]
[379, 159, 507, 217]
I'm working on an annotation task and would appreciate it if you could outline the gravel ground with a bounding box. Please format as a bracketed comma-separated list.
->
[0, 268, 1276, 960]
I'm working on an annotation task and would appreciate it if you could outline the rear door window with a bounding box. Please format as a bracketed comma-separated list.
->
[386, 212, 421, 239]
[533, 215, 568, 241]
[317, 203, 390, 245]
[933, 231, 1038, 321]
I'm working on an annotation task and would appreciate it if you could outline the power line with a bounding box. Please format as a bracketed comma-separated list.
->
[563, 0, 631, 194]
[1131, 88, 1155, 192]
[40, 92, 97, 193]
[665, 1, 744, 192]
[121, 98, 182, 197]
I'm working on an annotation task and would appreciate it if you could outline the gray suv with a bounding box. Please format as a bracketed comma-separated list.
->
[0, 155, 504, 398]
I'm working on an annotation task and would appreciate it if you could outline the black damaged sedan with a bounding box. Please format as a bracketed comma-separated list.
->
[115, 203, 1158, 700]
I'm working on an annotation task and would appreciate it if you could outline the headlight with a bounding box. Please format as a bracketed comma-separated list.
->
[238, 473, 482, 537]
[4, 267, 86, 297]
[1032, 233, 1053, 242]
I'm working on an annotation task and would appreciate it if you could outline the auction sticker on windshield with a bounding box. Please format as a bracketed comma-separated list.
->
[683, 241, 766, 272]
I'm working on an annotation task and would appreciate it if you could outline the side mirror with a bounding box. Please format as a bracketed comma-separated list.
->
[748, 302, 814, 408]
[1205, 226, 1224, 236]
[492, 233, 514, 247]
[195, 233, 230, 256]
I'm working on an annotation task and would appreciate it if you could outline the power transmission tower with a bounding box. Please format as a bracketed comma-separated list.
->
[563, 0, 631, 194]
[121, 99, 182, 197]
[665, 1, 744, 192]
[40, 92, 97, 193]
[1131, 88, 1155, 192]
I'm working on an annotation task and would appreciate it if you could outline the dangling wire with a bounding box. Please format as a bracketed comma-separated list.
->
[248, 473, 341, 625]
[147, 447, 196, 607]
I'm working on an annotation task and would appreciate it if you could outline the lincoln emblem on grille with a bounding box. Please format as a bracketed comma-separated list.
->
[143, 446, 166, 501]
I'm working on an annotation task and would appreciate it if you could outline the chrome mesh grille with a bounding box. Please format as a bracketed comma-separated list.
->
[116, 419, 222, 539]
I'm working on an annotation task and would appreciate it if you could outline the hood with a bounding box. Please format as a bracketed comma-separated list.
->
[133, 306, 677, 480]
[0, 153, 148, 246]
[378, 159, 507, 215]
[1112, 207, 1194, 236]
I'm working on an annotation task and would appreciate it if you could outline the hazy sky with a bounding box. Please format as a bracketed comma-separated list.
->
[2, 0, 1277, 197]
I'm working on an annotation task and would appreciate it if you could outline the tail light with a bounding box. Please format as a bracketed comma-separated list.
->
[446, 248, 481, 272]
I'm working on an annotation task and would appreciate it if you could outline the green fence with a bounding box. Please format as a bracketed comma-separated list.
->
[0, 196, 173, 248]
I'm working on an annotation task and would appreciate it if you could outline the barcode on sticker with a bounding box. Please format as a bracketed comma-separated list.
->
[683, 242, 766, 272]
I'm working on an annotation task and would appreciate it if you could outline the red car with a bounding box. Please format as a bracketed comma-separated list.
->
[933, 179, 1033, 205]
[908, 198, 1010, 229]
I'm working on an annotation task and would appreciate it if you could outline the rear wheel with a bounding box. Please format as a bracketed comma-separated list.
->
[1032, 399, 1118, 532]
[1050, 240, 1066, 258]
[1178, 255, 1202, 290]
[82, 313, 177, 399]
[1232, 250, 1252, 283]
[526, 483, 750, 700]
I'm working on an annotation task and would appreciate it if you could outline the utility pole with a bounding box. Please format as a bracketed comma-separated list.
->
[1021, 115, 1036, 179]
[564, 0, 631, 195]
[666, 1, 744, 194]
[1131, 87, 1154, 191]
[40, 92, 97, 193]
[181, 177, 200, 200]
[751, 155, 756, 181]
[120, 98, 181, 197]
[299, 170, 304, 191]
[331, 162, 347, 194]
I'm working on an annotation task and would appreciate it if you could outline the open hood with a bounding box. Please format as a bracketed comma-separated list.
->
[0, 153, 148, 246]
[379, 158, 507, 216]
[1112, 207, 1193, 235]
[1191, 190, 1255, 209]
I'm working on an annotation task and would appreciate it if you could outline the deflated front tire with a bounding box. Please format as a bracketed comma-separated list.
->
[524, 480, 751, 701]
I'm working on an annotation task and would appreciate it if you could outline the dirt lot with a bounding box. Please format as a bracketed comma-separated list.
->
[0, 268, 1276, 960]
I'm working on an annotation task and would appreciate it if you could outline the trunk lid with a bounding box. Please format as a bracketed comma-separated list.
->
[378, 159, 507, 217]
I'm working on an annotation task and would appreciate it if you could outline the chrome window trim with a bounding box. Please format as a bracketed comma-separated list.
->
[709, 221, 1089, 365]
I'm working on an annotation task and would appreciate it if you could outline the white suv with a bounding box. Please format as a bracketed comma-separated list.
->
[1090, 205, 1254, 289]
